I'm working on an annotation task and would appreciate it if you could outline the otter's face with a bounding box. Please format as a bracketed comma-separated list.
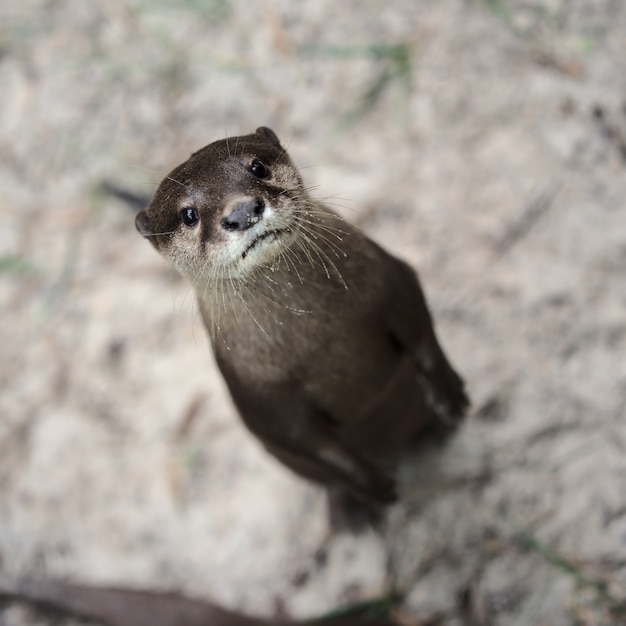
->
[136, 127, 306, 282]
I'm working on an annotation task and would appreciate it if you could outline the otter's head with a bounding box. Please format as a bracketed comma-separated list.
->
[136, 127, 307, 282]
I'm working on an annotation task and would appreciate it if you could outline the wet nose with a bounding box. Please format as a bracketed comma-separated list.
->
[221, 198, 265, 232]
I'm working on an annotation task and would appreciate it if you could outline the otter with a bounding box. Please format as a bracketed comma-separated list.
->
[135, 127, 468, 528]
[0, 577, 398, 626]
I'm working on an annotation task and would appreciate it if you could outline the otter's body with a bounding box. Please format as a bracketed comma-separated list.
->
[136, 128, 468, 525]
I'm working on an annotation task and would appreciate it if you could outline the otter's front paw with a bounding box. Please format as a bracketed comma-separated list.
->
[357, 465, 397, 505]
[328, 488, 386, 533]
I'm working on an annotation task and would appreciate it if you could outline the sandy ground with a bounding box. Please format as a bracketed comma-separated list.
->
[1, 1, 625, 624]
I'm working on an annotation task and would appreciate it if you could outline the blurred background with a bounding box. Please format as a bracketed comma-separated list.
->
[1, 1, 625, 624]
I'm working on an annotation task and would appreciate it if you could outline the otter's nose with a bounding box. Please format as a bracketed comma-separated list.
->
[221, 198, 265, 232]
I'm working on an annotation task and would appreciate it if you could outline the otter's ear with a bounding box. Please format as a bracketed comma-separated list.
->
[135, 210, 153, 238]
[256, 127, 281, 147]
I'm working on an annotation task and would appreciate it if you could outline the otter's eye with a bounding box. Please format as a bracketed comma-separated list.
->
[180, 207, 199, 227]
[250, 159, 269, 179]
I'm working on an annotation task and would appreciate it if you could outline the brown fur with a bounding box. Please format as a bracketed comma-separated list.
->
[136, 128, 469, 528]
